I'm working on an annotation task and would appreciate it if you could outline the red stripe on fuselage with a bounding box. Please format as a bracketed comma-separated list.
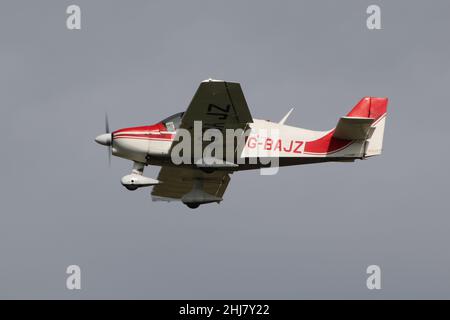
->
[113, 122, 175, 141]
[114, 133, 175, 140]
[303, 131, 352, 155]
[114, 136, 173, 142]
[114, 122, 166, 134]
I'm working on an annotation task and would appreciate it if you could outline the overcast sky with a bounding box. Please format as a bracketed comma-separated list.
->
[1, 0, 450, 299]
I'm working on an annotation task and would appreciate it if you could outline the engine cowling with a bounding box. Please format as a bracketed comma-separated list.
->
[121, 174, 159, 190]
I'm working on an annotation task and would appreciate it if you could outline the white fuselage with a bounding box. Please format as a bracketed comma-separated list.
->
[110, 116, 384, 169]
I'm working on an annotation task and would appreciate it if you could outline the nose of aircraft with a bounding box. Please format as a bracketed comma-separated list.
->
[95, 133, 112, 146]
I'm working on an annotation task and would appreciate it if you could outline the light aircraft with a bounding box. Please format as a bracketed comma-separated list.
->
[95, 79, 388, 208]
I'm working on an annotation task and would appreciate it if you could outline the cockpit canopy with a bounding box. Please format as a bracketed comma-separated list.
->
[161, 112, 184, 132]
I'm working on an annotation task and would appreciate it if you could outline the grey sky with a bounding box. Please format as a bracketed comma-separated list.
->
[1, 0, 450, 298]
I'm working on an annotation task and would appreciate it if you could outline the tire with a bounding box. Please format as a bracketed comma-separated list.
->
[186, 203, 200, 209]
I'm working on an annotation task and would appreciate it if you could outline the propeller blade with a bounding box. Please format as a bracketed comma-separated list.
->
[105, 113, 111, 166]
[108, 145, 111, 166]
[105, 113, 110, 134]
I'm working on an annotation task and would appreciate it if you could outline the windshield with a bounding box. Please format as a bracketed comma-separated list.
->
[161, 112, 184, 132]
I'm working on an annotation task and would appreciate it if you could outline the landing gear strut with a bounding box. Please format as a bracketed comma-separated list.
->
[181, 179, 222, 209]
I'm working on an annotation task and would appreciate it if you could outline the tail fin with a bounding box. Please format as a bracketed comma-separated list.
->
[346, 97, 388, 157]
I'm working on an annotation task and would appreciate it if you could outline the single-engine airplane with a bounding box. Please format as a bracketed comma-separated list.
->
[95, 79, 388, 208]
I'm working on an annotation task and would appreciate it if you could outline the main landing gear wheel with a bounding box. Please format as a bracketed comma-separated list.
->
[125, 185, 138, 191]
[186, 203, 200, 209]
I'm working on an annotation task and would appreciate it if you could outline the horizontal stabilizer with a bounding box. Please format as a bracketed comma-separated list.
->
[333, 117, 375, 140]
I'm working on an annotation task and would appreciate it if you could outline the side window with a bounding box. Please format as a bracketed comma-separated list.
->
[161, 112, 184, 131]
[165, 121, 175, 132]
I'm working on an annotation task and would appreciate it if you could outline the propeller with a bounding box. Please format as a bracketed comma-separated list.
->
[105, 113, 111, 166]
[95, 113, 113, 166]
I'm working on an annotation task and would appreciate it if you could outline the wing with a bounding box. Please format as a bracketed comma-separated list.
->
[169, 79, 253, 166]
[179, 79, 253, 131]
[151, 166, 231, 205]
